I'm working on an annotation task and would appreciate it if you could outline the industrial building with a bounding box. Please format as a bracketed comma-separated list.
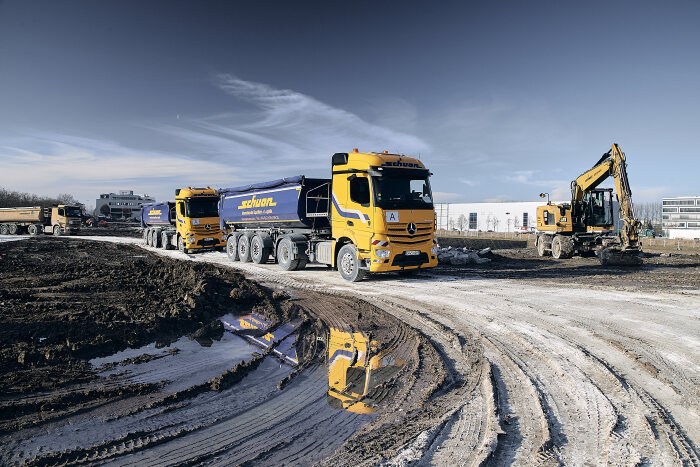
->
[95, 190, 154, 220]
[436, 200, 623, 233]
[661, 196, 700, 239]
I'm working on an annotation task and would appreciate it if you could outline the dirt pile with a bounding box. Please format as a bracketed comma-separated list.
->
[0, 237, 278, 397]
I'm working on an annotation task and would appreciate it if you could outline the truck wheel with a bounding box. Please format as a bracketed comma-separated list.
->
[8, 224, 18, 235]
[276, 237, 298, 271]
[178, 236, 190, 254]
[294, 253, 308, 271]
[161, 232, 171, 250]
[226, 236, 240, 261]
[143, 229, 150, 245]
[53, 225, 62, 236]
[238, 235, 252, 262]
[28, 224, 39, 236]
[0, 225, 8, 235]
[337, 244, 366, 282]
[250, 235, 271, 264]
[536, 235, 549, 257]
[152, 230, 161, 248]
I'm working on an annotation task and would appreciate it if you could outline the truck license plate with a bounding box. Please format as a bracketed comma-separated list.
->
[405, 250, 420, 256]
[204, 237, 214, 241]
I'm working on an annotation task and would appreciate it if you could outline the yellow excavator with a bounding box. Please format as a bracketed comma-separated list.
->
[536, 143, 642, 265]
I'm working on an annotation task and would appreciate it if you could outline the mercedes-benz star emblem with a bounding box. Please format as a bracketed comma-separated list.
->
[406, 222, 417, 235]
[205, 224, 211, 230]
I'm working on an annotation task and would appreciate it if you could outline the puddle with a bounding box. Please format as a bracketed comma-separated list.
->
[221, 312, 301, 366]
[91, 332, 262, 392]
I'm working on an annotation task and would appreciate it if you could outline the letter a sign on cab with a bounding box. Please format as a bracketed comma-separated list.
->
[386, 211, 399, 223]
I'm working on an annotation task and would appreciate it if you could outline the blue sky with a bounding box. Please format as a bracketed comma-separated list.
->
[1, 1, 698, 207]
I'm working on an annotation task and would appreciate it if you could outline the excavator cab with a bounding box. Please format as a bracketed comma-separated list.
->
[582, 189, 614, 229]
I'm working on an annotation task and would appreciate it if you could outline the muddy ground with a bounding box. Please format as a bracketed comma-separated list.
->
[1, 235, 698, 465]
[440, 247, 700, 292]
[0, 238, 451, 466]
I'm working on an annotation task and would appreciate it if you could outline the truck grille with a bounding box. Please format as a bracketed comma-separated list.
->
[386, 222, 433, 245]
[191, 225, 220, 235]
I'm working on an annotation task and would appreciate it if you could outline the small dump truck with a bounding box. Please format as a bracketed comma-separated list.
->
[140, 187, 226, 253]
[219, 149, 439, 281]
[0, 205, 82, 236]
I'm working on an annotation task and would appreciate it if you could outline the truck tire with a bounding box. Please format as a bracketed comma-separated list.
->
[8, 224, 18, 235]
[0, 224, 8, 235]
[250, 235, 271, 264]
[53, 225, 62, 236]
[226, 235, 239, 261]
[536, 235, 550, 257]
[337, 244, 366, 282]
[152, 230, 161, 248]
[551, 235, 574, 259]
[143, 229, 150, 245]
[161, 231, 171, 250]
[276, 237, 298, 271]
[178, 236, 190, 254]
[28, 224, 39, 236]
[238, 235, 252, 262]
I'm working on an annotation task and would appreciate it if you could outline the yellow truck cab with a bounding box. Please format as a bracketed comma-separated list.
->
[173, 187, 226, 253]
[330, 150, 438, 279]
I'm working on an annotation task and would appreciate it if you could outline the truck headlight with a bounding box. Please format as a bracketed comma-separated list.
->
[187, 237, 195, 244]
[375, 249, 391, 259]
[431, 246, 440, 254]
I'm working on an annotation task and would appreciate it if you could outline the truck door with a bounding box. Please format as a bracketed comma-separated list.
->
[343, 174, 374, 251]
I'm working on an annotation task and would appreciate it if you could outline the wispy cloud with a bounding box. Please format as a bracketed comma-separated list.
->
[149, 74, 430, 179]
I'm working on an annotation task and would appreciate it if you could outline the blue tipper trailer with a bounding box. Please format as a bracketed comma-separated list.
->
[140, 202, 174, 228]
[218, 176, 330, 230]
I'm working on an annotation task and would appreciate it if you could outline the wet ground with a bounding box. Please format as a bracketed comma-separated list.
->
[0, 237, 439, 465]
[1, 235, 699, 465]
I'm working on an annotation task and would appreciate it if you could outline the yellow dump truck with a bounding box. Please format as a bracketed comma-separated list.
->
[219, 149, 439, 281]
[140, 187, 226, 253]
[0, 205, 82, 236]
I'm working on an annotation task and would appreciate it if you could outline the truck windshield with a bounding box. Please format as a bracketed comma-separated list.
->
[185, 198, 219, 218]
[372, 174, 433, 210]
[64, 207, 82, 217]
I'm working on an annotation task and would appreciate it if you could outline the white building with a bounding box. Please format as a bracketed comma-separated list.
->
[436, 200, 623, 233]
[662, 196, 700, 239]
[95, 190, 155, 220]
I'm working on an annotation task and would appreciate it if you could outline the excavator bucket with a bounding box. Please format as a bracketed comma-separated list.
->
[596, 247, 643, 266]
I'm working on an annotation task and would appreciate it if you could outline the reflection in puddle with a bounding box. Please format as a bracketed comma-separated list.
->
[221, 312, 300, 366]
[327, 329, 405, 414]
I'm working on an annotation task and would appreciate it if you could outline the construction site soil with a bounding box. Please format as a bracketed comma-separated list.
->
[0, 235, 698, 465]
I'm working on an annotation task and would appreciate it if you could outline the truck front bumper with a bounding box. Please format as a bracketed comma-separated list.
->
[366, 240, 438, 272]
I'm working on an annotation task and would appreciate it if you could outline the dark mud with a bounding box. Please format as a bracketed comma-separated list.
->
[0, 237, 283, 435]
[0, 237, 451, 466]
[437, 248, 700, 292]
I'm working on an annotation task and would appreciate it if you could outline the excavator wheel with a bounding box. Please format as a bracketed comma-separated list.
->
[551, 235, 574, 259]
[536, 235, 550, 257]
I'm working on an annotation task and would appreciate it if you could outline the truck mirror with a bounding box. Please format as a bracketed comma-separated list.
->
[347, 174, 357, 181]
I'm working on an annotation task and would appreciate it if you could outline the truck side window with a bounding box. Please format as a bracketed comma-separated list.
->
[349, 177, 370, 206]
[178, 202, 185, 217]
[58, 208, 65, 217]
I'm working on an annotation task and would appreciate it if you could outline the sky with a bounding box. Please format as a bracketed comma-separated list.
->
[1, 0, 698, 208]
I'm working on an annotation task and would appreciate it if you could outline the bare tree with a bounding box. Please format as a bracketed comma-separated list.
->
[457, 214, 468, 231]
